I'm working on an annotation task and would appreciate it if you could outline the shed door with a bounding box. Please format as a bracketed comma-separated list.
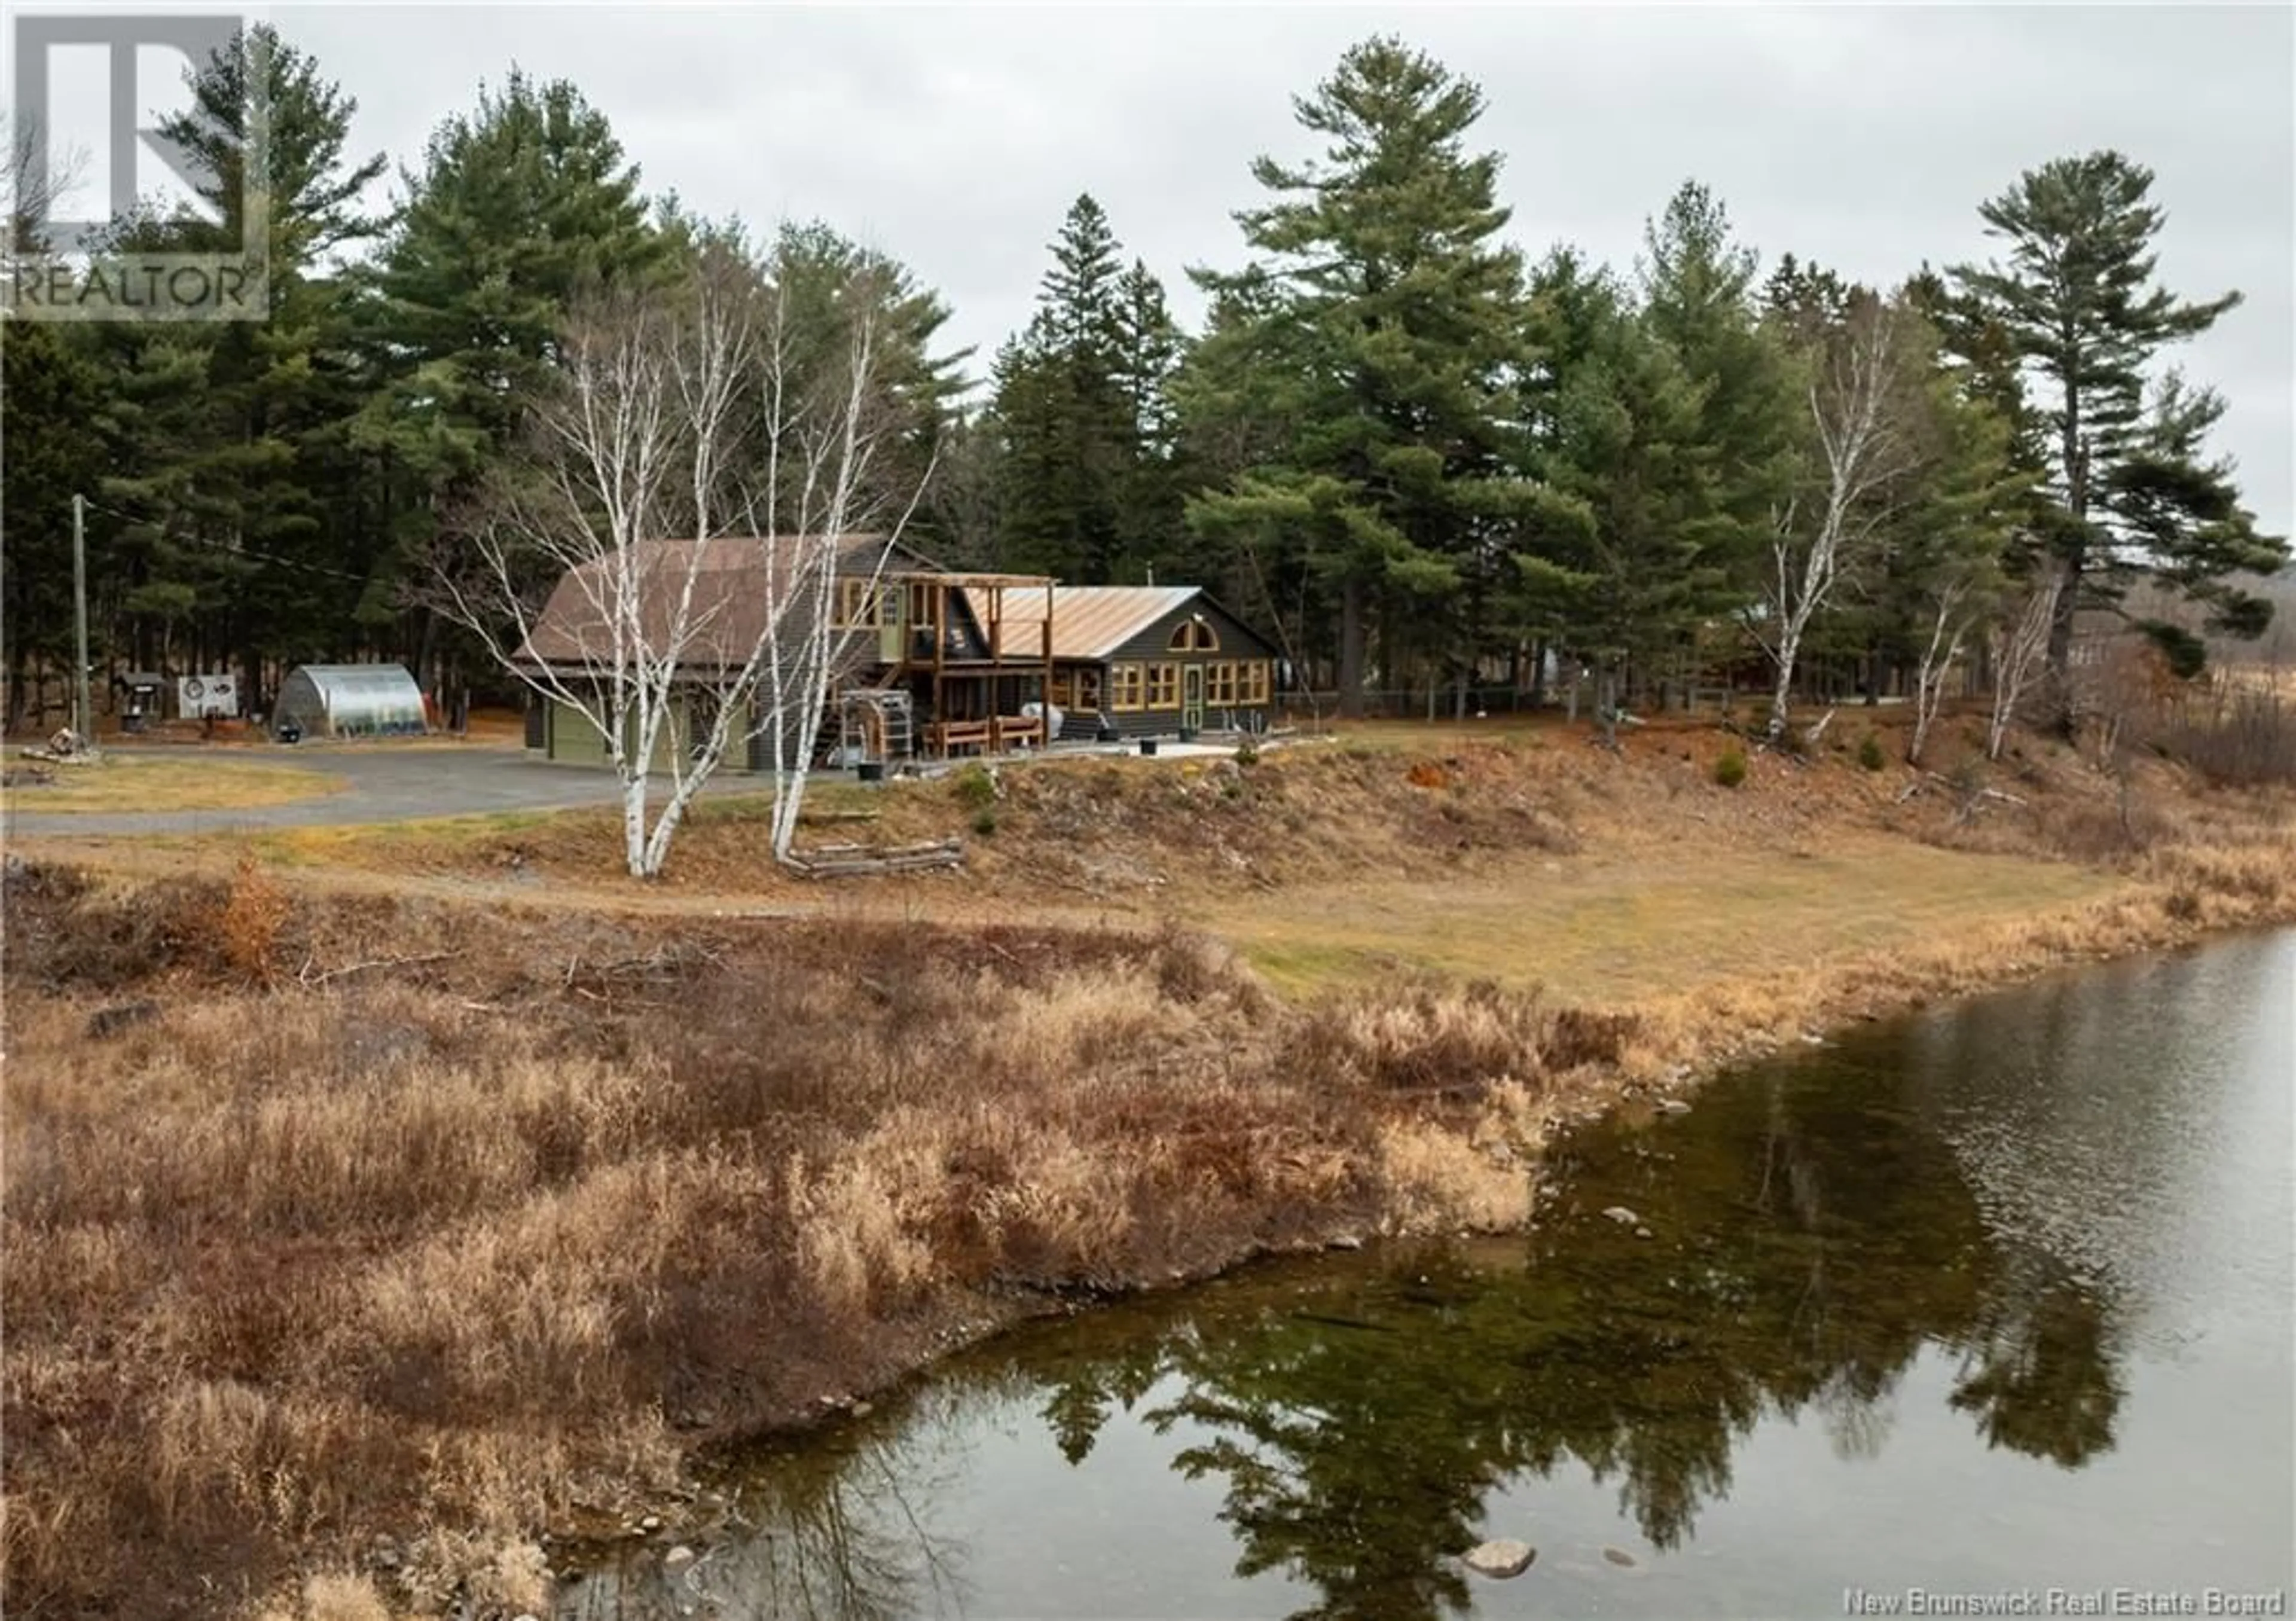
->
[1182, 664, 1204, 731]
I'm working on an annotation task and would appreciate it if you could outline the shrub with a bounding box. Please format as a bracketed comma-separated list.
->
[1234, 738, 1260, 768]
[1858, 732, 1887, 773]
[970, 807, 999, 837]
[951, 763, 998, 810]
[1712, 747, 1748, 789]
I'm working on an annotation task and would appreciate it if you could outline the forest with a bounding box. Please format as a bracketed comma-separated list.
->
[4, 28, 2286, 731]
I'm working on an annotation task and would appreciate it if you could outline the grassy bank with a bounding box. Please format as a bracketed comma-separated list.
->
[5, 715, 2294, 1619]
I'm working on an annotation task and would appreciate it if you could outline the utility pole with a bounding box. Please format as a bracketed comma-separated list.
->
[72, 493, 93, 746]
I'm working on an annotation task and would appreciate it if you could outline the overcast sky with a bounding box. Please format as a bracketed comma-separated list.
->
[90, 3, 2296, 534]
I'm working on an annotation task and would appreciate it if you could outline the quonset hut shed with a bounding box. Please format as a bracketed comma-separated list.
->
[273, 664, 429, 740]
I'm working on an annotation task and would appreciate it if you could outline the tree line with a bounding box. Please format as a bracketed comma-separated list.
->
[5, 29, 2284, 741]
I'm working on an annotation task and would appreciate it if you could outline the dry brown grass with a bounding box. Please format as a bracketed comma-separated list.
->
[4, 877, 1587, 1619]
[0, 755, 346, 814]
[8, 709, 2293, 1620]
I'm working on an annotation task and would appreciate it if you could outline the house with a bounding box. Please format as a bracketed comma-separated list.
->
[517, 539, 1283, 768]
[968, 584, 1281, 740]
[517, 535, 1058, 769]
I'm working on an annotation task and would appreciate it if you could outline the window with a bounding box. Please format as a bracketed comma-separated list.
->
[1244, 660, 1271, 704]
[1207, 662, 1239, 705]
[1168, 618, 1220, 652]
[907, 581, 937, 629]
[1111, 663, 1145, 711]
[835, 578, 886, 628]
[1073, 667, 1103, 710]
[1146, 662, 1178, 709]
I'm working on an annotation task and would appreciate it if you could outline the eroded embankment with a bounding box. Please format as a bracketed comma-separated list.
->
[5, 737, 2294, 1621]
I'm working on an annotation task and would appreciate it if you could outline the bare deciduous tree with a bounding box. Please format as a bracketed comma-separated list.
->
[1908, 575, 1977, 767]
[430, 242, 927, 878]
[1755, 292, 1931, 742]
[1986, 566, 2066, 762]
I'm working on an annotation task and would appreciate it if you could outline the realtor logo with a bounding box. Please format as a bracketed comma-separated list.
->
[7, 11, 271, 320]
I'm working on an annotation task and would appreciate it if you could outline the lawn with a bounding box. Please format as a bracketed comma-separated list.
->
[0, 755, 347, 815]
[1204, 836, 2121, 1004]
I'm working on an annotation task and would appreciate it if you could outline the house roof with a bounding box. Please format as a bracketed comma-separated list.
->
[961, 584, 1204, 661]
[518, 535, 911, 667]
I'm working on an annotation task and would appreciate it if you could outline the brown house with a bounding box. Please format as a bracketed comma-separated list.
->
[517, 535, 1057, 768]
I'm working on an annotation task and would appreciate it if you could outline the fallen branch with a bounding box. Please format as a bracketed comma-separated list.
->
[298, 951, 458, 988]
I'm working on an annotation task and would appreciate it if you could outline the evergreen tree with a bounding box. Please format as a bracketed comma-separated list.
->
[761, 219, 971, 542]
[1186, 37, 1538, 716]
[991, 195, 1151, 582]
[1, 323, 109, 727]
[1515, 249, 1713, 741]
[87, 25, 387, 706]
[1950, 150, 2286, 712]
[1112, 257, 1189, 580]
[1637, 181, 1799, 635]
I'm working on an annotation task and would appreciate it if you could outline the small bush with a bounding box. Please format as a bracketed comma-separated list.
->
[1712, 747, 1748, 789]
[1234, 738, 1260, 767]
[970, 807, 999, 837]
[1857, 732, 1887, 773]
[951, 764, 998, 810]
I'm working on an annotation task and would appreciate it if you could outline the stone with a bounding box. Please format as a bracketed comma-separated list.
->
[1654, 1098, 1692, 1116]
[1634, 1226, 1654, 1241]
[664, 1544, 696, 1570]
[639, 1514, 662, 1533]
[1602, 1546, 1638, 1567]
[1327, 1234, 1364, 1251]
[86, 999, 160, 1040]
[850, 1400, 874, 1418]
[1601, 1206, 1639, 1225]
[1463, 1539, 1537, 1579]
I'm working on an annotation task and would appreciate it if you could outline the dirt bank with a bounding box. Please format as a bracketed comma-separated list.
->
[5, 716, 2292, 1619]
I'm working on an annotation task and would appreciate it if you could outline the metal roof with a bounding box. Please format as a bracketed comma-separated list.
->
[962, 584, 1201, 662]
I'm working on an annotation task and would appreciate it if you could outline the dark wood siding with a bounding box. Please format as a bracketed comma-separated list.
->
[1097, 595, 1280, 737]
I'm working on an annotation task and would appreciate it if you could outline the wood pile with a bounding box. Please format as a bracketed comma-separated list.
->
[784, 837, 964, 879]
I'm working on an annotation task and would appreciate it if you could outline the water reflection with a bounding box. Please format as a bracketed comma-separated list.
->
[564, 933, 2293, 1621]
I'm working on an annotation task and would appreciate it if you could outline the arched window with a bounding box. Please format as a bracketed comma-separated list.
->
[1168, 618, 1220, 652]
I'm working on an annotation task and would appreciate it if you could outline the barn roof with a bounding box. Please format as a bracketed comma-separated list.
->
[961, 584, 1205, 661]
[518, 535, 932, 667]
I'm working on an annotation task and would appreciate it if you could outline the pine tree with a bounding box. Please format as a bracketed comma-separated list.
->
[1, 323, 109, 727]
[1950, 151, 2286, 712]
[1637, 181, 1799, 642]
[86, 25, 387, 707]
[991, 194, 1149, 582]
[1515, 249, 1713, 741]
[1186, 36, 1537, 715]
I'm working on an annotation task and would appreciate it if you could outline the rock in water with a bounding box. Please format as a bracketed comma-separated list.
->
[664, 1544, 695, 1571]
[1463, 1539, 1537, 1579]
[1601, 1206, 1639, 1225]
[1655, 1098, 1692, 1115]
[1602, 1545, 1638, 1567]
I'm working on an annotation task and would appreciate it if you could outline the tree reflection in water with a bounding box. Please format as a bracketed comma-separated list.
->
[558, 1408, 974, 1621]
[622, 1037, 2135, 1621]
[1093, 1045, 2126, 1620]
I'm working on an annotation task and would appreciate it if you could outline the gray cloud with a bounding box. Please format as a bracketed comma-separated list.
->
[278, 3, 2293, 534]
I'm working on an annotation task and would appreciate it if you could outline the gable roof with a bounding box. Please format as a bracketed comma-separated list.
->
[518, 534, 918, 667]
[961, 584, 1209, 662]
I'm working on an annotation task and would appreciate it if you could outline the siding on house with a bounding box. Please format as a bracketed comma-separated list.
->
[1065, 594, 1280, 740]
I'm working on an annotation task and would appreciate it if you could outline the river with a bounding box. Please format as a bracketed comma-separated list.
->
[561, 930, 2295, 1620]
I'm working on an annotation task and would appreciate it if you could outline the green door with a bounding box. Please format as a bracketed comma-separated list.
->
[1182, 664, 1204, 733]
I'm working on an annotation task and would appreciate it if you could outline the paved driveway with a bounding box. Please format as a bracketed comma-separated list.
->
[2, 744, 631, 838]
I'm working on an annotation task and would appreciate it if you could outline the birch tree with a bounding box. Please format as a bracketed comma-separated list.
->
[1755, 291, 1929, 741]
[431, 240, 924, 878]
[1987, 566, 2066, 762]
